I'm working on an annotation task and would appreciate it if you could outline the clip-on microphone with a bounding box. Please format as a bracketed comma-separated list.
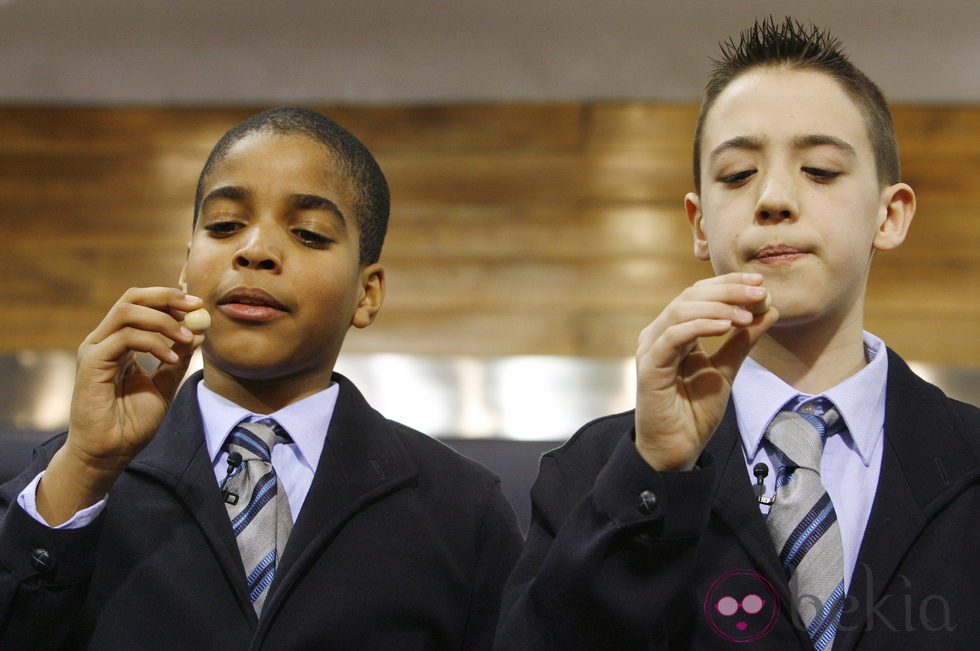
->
[753, 463, 775, 506]
[220, 452, 244, 505]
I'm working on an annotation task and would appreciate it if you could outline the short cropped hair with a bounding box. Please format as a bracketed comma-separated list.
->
[692, 16, 900, 191]
[194, 107, 390, 265]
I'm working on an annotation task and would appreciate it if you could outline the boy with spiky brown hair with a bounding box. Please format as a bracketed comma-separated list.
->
[496, 17, 979, 650]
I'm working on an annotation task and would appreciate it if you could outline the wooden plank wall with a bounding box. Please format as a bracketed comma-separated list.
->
[1, 104, 977, 364]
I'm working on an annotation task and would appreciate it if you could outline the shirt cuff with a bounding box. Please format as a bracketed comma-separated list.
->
[16, 470, 107, 529]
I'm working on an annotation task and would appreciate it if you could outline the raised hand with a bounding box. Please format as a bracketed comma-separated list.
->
[634, 273, 778, 471]
[37, 287, 205, 525]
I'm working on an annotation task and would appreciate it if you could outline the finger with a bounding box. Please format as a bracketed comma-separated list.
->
[641, 318, 736, 374]
[83, 328, 183, 369]
[86, 288, 204, 342]
[638, 273, 769, 359]
[680, 280, 768, 309]
[691, 272, 764, 288]
[641, 291, 758, 350]
[711, 307, 780, 383]
[659, 319, 735, 354]
[119, 286, 204, 312]
[667, 301, 758, 328]
[159, 291, 206, 325]
[87, 302, 196, 349]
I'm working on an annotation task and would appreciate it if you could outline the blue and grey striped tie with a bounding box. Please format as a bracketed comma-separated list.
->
[765, 396, 846, 651]
[222, 417, 293, 615]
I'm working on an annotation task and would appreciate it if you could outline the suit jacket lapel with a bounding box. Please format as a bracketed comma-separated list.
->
[706, 403, 799, 628]
[258, 373, 419, 624]
[127, 372, 255, 620]
[833, 433, 921, 650]
[834, 350, 980, 650]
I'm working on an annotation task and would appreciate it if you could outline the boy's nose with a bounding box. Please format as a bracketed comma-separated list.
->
[235, 254, 278, 270]
[755, 173, 798, 222]
[233, 228, 283, 272]
[758, 206, 793, 221]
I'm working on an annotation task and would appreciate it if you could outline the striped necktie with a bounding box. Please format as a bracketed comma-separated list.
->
[221, 417, 293, 615]
[765, 396, 846, 651]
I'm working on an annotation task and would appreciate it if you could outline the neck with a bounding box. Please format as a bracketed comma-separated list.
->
[201, 364, 335, 414]
[749, 314, 867, 395]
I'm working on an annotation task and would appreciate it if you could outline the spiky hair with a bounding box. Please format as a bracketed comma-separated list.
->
[692, 16, 899, 191]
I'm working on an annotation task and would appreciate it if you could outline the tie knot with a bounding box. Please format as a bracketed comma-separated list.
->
[792, 396, 846, 439]
[226, 417, 291, 462]
[764, 396, 842, 471]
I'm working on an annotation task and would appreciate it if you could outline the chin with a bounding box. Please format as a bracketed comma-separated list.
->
[203, 345, 322, 384]
[768, 305, 836, 330]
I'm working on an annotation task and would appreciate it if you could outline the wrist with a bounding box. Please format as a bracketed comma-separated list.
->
[36, 447, 123, 526]
[634, 438, 698, 472]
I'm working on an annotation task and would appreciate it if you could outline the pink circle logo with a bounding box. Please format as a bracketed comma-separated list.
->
[704, 569, 780, 642]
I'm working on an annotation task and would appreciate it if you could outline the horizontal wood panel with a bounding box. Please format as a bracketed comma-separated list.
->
[1, 103, 977, 367]
[587, 104, 698, 151]
[0, 104, 584, 154]
[890, 106, 980, 156]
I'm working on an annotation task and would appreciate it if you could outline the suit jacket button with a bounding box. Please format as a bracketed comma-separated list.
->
[638, 490, 658, 514]
[30, 548, 53, 572]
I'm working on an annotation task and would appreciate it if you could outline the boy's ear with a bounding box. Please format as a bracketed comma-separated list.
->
[177, 241, 191, 292]
[872, 183, 916, 252]
[685, 192, 711, 261]
[351, 263, 385, 329]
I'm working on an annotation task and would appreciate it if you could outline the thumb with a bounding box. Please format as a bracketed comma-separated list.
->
[711, 308, 779, 384]
[152, 334, 203, 401]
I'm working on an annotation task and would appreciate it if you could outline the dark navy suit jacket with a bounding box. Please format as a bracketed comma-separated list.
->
[496, 350, 980, 650]
[0, 372, 522, 650]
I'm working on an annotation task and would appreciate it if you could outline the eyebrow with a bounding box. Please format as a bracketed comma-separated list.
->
[793, 134, 856, 157]
[289, 193, 346, 226]
[199, 187, 346, 226]
[200, 185, 252, 210]
[709, 135, 764, 161]
[709, 134, 857, 162]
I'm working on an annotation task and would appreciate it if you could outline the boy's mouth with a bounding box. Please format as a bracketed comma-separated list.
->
[217, 287, 289, 322]
[752, 244, 808, 266]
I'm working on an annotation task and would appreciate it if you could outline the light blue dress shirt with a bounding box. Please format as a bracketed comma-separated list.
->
[19, 379, 339, 528]
[198, 381, 337, 523]
[731, 331, 888, 591]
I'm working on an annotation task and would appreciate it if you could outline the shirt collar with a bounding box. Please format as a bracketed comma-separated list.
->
[732, 331, 888, 466]
[197, 380, 339, 473]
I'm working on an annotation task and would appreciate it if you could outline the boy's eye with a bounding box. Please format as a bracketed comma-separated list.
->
[294, 229, 333, 247]
[203, 221, 242, 236]
[719, 170, 755, 185]
[803, 167, 841, 181]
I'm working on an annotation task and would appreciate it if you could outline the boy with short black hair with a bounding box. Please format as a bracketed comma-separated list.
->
[0, 106, 522, 650]
[496, 18, 979, 650]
